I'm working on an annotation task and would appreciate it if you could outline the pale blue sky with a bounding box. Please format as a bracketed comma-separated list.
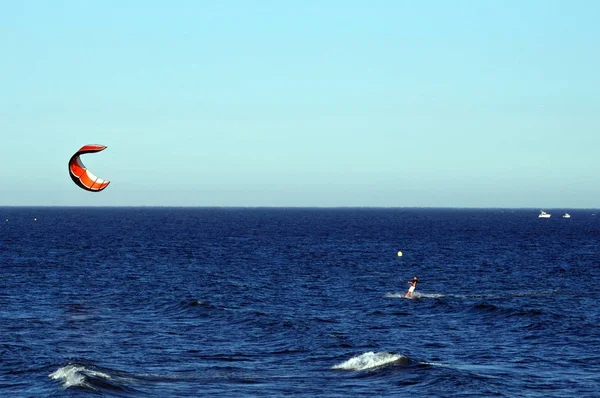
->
[1, 1, 598, 207]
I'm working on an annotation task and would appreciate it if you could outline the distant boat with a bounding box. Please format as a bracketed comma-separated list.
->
[562, 213, 571, 219]
[539, 210, 551, 218]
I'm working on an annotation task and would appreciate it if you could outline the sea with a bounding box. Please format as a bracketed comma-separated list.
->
[1, 207, 599, 397]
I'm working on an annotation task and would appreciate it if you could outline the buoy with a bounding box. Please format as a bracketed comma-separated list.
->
[397, 251, 403, 257]
[34, 218, 37, 222]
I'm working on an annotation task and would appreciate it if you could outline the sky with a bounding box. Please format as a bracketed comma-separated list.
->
[1, 0, 598, 207]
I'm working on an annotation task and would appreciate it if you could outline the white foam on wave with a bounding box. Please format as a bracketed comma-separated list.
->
[386, 289, 558, 300]
[420, 361, 449, 367]
[49, 364, 110, 390]
[414, 292, 445, 298]
[332, 351, 406, 371]
[384, 292, 445, 299]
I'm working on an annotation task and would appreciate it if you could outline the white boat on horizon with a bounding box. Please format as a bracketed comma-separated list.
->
[562, 213, 571, 218]
[539, 210, 551, 218]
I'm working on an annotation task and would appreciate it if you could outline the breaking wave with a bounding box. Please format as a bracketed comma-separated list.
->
[332, 351, 408, 371]
[49, 363, 135, 392]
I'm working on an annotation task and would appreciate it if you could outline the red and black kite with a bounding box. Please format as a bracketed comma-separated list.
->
[68, 144, 110, 192]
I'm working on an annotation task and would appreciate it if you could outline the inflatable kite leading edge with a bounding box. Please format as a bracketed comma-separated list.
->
[68, 144, 110, 192]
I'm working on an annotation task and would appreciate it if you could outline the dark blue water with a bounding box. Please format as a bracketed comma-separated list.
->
[1, 208, 599, 397]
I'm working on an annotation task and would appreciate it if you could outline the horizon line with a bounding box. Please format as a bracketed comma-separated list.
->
[0, 205, 598, 210]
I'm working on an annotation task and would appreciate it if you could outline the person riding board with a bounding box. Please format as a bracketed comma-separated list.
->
[405, 275, 418, 298]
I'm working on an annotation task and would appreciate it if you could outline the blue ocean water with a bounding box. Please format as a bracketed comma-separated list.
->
[1, 207, 599, 397]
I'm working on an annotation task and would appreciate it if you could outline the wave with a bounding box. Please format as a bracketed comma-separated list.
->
[470, 302, 498, 312]
[384, 293, 406, 299]
[465, 302, 550, 321]
[49, 363, 133, 392]
[503, 289, 560, 298]
[463, 289, 560, 299]
[384, 289, 559, 300]
[415, 292, 446, 299]
[384, 292, 445, 299]
[157, 297, 218, 317]
[178, 298, 215, 310]
[332, 351, 408, 371]
[49, 362, 207, 393]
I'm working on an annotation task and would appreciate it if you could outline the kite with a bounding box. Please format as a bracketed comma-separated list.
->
[68, 144, 110, 192]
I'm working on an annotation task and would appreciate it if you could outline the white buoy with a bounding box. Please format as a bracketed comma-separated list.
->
[34, 218, 37, 222]
[397, 251, 403, 257]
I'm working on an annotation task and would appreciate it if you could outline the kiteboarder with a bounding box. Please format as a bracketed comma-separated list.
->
[405, 275, 418, 298]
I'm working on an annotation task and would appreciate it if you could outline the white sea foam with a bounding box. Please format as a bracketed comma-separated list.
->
[332, 351, 406, 371]
[384, 292, 445, 299]
[49, 364, 110, 389]
[420, 361, 449, 367]
[414, 292, 445, 299]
